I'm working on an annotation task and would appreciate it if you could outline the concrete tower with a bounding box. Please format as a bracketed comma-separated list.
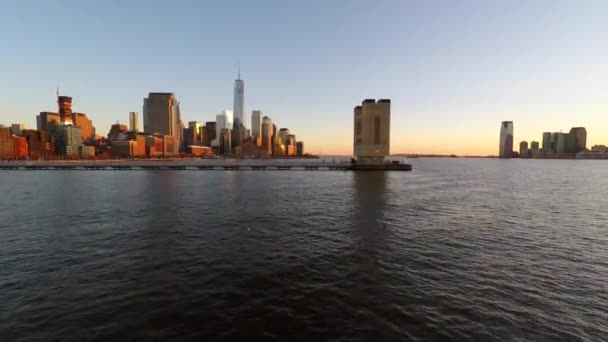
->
[499, 121, 514, 158]
[353, 99, 391, 164]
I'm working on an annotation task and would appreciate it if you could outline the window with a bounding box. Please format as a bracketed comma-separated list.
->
[355, 119, 361, 136]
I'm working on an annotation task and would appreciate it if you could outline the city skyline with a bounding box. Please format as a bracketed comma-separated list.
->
[1, 1, 607, 155]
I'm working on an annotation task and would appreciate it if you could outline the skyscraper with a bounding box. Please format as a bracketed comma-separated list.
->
[37, 112, 59, 131]
[261, 116, 273, 157]
[353, 99, 391, 164]
[251, 110, 263, 143]
[188, 121, 201, 145]
[71, 113, 95, 140]
[203, 121, 216, 146]
[214, 110, 233, 147]
[55, 125, 82, 156]
[129, 112, 139, 132]
[499, 121, 514, 158]
[143, 93, 182, 155]
[285, 134, 296, 156]
[57, 96, 73, 124]
[219, 128, 232, 155]
[296, 141, 304, 157]
[542, 132, 552, 151]
[530, 141, 539, 150]
[519, 141, 529, 158]
[569, 127, 587, 152]
[277, 128, 290, 148]
[233, 68, 245, 130]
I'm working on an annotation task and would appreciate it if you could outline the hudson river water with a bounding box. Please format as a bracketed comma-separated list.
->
[1, 158, 607, 341]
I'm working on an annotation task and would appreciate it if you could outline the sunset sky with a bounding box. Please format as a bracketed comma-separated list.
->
[1, 0, 607, 155]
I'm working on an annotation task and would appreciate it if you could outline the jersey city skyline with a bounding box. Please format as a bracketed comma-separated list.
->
[1, 1, 607, 155]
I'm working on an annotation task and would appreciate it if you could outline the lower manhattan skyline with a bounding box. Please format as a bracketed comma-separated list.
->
[1, 0, 608, 155]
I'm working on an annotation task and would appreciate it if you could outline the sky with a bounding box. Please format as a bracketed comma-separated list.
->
[1, 0, 607, 155]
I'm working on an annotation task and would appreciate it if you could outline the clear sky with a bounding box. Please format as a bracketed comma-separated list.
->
[1, 0, 607, 155]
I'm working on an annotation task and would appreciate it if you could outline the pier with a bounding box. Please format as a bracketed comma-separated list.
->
[0, 160, 412, 171]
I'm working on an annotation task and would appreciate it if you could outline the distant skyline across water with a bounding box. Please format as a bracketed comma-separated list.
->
[1, 0, 607, 155]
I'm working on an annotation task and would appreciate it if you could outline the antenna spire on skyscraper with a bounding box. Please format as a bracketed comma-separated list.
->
[237, 62, 241, 80]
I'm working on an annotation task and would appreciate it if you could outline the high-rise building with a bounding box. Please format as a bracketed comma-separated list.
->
[542, 132, 552, 151]
[261, 116, 273, 158]
[23, 129, 52, 157]
[55, 125, 82, 156]
[11, 124, 24, 136]
[296, 141, 304, 157]
[530, 141, 540, 151]
[182, 126, 199, 150]
[233, 69, 245, 130]
[353, 99, 391, 164]
[160, 135, 175, 157]
[219, 128, 232, 155]
[519, 141, 529, 158]
[143, 93, 182, 155]
[569, 127, 587, 152]
[11, 136, 27, 157]
[271, 123, 278, 156]
[203, 121, 216, 146]
[278, 128, 290, 145]
[108, 123, 128, 141]
[57, 96, 73, 124]
[550, 133, 559, 152]
[214, 110, 233, 147]
[71, 112, 95, 140]
[285, 134, 296, 156]
[0, 127, 13, 156]
[188, 121, 201, 145]
[129, 112, 139, 132]
[499, 121, 514, 158]
[37, 112, 60, 131]
[251, 110, 263, 143]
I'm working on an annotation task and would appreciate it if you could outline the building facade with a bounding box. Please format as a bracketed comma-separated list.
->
[353, 99, 391, 164]
[129, 112, 139, 132]
[261, 116, 273, 158]
[251, 110, 263, 143]
[23, 129, 51, 158]
[143, 93, 182, 155]
[233, 72, 245, 130]
[11, 124, 24, 136]
[519, 141, 529, 158]
[219, 128, 231, 155]
[58, 96, 73, 124]
[71, 112, 95, 140]
[203, 121, 216, 146]
[37, 112, 59, 131]
[499, 121, 514, 158]
[55, 125, 82, 156]
[569, 127, 587, 152]
[214, 110, 233, 147]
